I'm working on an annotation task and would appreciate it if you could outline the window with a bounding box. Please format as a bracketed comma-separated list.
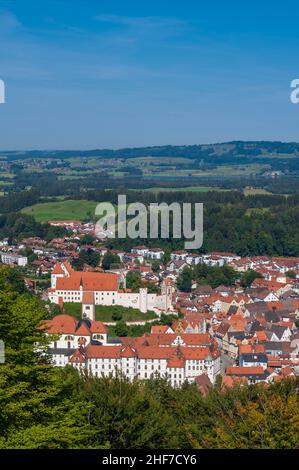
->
[93, 334, 104, 341]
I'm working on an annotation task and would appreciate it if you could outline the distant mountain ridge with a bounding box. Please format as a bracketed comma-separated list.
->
[1, 141, 299, 160]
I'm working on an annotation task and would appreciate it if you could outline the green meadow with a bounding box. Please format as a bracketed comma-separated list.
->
[21, 199, 99, 222]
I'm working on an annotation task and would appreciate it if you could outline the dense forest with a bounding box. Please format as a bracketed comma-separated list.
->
[102, 192, 299, 257]
[0, 212, 66, 241]
[0, 189, 299, 256]
[0, 266, 298, 449]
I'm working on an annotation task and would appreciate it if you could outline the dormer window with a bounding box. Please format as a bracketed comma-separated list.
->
[93, 334, 104, 341]
[65, 335, 74, 341]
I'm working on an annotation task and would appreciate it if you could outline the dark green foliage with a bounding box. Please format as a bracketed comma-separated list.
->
[240, 269, 263, 287]
[193, 264, 240, 288]
[0, 266, 27, 294]
[79, 234, 94, 246]
[0, 212, 67, 242]
[126, 271, 142, 291]
[177, 267, 192, 292]
[101, 252, 121, 270]
[126, 270, 159, 293]
[114, 321, 129, 337]
[73, 248, 100, 270]
[152, 260, 161, 273]
[286, 270, 297, 279]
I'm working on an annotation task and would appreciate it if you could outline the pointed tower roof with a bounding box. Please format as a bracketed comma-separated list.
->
[52, 262, 65, 275]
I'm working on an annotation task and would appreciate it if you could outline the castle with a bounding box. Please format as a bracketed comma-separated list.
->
[48, 262, 174, 318]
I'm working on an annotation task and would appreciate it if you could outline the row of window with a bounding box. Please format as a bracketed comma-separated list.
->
[56, 291, 117, 297]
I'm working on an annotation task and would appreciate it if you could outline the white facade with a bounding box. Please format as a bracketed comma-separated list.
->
[45, 316, 221, 388]
[49, 263, 175, 314]
[170, 251, 188, 261]
[0, 251, 28, 267]
[147, 249, 165, 260]
[186, 254, 202, 265]
[71, 346, 221, 386]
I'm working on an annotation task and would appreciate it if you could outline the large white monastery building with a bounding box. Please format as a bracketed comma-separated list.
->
[43, 314, 221, 387]
[48, 262, 174, 317]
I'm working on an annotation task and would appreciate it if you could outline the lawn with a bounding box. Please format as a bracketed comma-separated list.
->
[21, 199, 99, 222]
[63, 303, 158, 322]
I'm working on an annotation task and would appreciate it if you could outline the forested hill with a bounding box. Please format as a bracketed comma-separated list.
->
[2, 141, 299, 160]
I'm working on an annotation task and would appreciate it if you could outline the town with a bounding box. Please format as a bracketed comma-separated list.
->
[1, 217, 298, 392]
[2, 0, 299, 455]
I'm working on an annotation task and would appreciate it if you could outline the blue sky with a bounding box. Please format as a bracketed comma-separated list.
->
[1, 0, 299, 149]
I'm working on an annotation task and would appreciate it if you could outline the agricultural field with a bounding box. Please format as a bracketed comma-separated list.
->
[0, 142, 298, 198]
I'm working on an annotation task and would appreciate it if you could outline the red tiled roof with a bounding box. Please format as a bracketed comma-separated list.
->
[52, 262, 65, 275]
[86, 345, 122, 359]
[42, 314, 77, 334]
[120, 345, 138, 358]
[120, 333, 212, 348]
[167, 356, 185, 368]
[56, 271, 118, 291]
[82, 291, 94, 304]
[221, 376, 248, 388]
[226, 366, 264, 376]
[84, 344, 213, 361]
[75, 322, 91, 336]
[90, 321, 108, 334]
[151, 325, 170, 334]
[42, 315, 107, 336]
[69, 349, 86, 364]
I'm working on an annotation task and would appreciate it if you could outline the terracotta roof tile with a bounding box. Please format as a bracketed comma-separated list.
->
[56, 271, 118, 291]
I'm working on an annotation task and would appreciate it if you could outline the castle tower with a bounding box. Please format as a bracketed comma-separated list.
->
[82, 291, 95, 321]
[161, 279, 174, 312]
[139, 287, 148, 313]
[51, 262, 65, 289]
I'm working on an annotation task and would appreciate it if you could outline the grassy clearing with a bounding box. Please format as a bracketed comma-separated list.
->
[21, 199, 98, 222]
[63, 302, 158, 322]
[245, 207, 271, 215]
[243, 188, 272, 196]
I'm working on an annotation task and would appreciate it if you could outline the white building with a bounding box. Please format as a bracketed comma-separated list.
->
[170, 251, 188, 261]
[72, 344, 220, 387]
[0, 251, 28, 267]
[48, 262, 174, 315]
[43, 314, 220, 386]
[147, 248, 165, 260]
[186, 253, 202, 265]
[131, 246, 149, 257]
